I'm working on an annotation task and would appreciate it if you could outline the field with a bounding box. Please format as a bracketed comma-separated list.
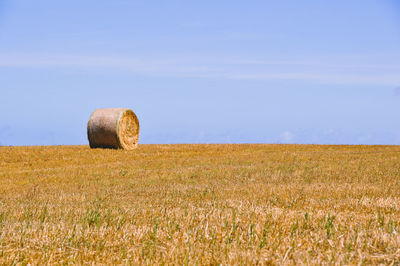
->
[0, 144, 399, 264]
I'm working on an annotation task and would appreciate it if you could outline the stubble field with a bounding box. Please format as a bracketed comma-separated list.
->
[0, 144, 399, 264]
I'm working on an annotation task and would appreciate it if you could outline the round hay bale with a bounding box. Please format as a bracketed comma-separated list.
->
[87, 108, 139, 150]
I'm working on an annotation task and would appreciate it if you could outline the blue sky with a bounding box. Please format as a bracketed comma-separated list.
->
[0, 0, 400, 145]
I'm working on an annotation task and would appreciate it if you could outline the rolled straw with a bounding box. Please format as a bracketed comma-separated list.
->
[87, 108, 139, 150]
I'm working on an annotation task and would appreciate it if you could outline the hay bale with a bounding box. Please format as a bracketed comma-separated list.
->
[87, 108, 139, 150]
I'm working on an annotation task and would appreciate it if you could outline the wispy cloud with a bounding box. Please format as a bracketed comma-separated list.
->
[1, 53, 400, 86]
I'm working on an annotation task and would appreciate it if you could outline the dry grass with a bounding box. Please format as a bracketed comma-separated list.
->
[0, 144, 399, 264]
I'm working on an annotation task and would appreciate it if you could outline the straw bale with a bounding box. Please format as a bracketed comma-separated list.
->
[87, 108, 139, 150]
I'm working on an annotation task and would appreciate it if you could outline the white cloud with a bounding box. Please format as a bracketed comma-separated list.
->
[1, 53, 400, 86]
[280, 131, 295, 143]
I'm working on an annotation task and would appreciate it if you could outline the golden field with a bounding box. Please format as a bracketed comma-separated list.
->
[0, 144, 399, 264]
